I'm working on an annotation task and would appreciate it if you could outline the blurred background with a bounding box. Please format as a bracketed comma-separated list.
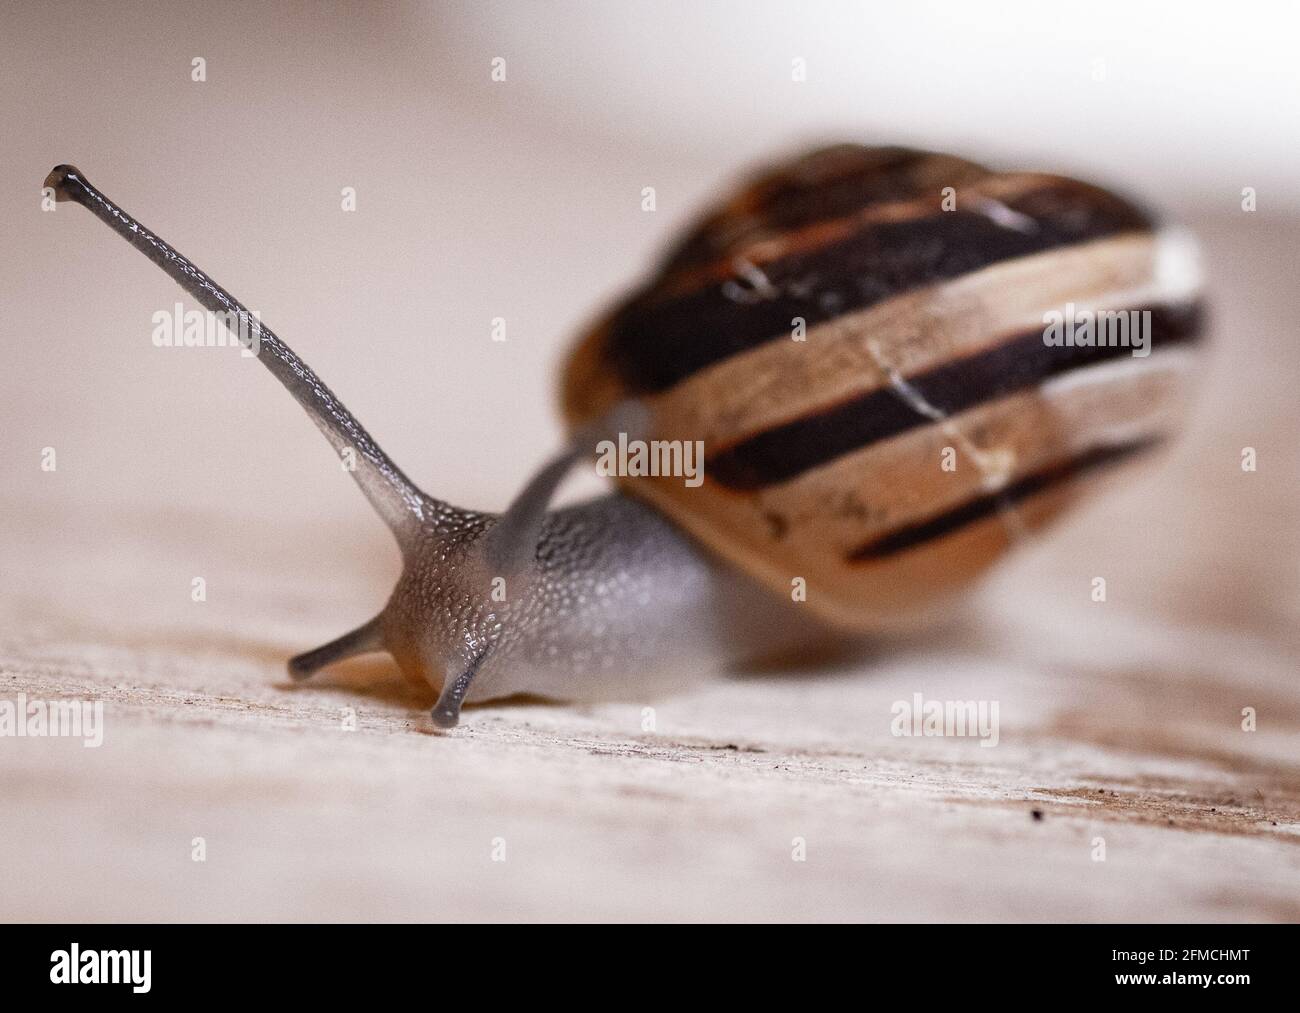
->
[1, 2, 1297, 921]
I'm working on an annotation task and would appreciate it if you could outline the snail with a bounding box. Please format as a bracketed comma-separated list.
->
[43, 145, 1203, 729]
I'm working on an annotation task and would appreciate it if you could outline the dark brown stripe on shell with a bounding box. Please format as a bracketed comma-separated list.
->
[706, 302, 1202, 490]
[846, 437, 1165, 561]
[608, 180, 1157, 394]
[660, 146, 988, 272]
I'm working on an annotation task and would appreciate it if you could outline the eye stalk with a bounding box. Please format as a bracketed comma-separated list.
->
[481, 399, 650, 577]
[42, 162, 435, 537]
[43, 162, 480, 724]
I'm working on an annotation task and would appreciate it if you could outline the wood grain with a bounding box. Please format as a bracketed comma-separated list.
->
[1, 484, 1296, 923]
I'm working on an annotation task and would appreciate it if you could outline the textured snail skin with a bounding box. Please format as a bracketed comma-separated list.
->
[43, 164, 814, 730]
[386, 493, 811, 726]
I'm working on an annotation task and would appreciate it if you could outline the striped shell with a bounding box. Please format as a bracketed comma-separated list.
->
[562, 145, 1204, 632]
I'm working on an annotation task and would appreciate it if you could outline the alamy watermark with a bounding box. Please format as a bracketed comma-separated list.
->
[595, 431, 704, 488]
[1043, 303, 1151, 358]
[0, 694, 104, 747]
[151, 302, 262, 357]
[891, 692, 999, 747]
[50, 944, 150, 992]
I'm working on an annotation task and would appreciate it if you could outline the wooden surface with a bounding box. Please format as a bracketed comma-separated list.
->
[1, 478, 1297, 923]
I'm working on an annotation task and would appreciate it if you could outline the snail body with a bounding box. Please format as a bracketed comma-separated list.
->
[44, 145, 1203, 729]
[382, 493, 808, 710]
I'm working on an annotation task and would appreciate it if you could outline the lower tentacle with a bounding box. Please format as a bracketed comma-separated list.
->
[288, 616, 385, 680]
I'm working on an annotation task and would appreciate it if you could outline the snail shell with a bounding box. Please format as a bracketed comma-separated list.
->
[562, 145, 1204, 631]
